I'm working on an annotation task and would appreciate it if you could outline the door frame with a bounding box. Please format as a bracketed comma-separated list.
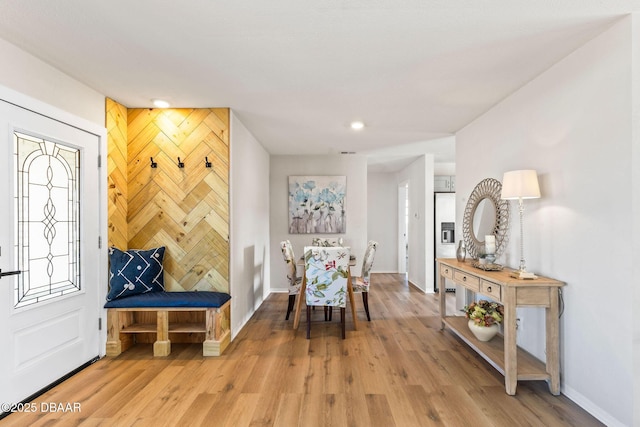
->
[397, 180, 409, 275]
[0, 84, 109, 356]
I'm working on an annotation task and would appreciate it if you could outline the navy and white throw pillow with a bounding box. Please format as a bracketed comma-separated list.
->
[107, 247, 165, 301]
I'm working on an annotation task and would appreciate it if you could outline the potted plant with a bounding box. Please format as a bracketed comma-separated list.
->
[462, 300, 504, 341]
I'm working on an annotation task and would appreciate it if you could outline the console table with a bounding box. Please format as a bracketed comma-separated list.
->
[437, 258, 565, 395]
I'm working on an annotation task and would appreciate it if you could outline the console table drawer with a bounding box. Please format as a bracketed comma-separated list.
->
[440, 264, 454, 279]
[481, 280, 502, 301]
[453, 270, 480, 291]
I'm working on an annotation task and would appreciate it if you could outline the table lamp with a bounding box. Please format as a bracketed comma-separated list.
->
[500, 170, 540, 279]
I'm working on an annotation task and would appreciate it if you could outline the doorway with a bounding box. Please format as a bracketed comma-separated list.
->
[398, 181, 409, 275]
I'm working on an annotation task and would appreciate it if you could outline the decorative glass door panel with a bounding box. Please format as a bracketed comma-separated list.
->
[14, 132, 81, 308]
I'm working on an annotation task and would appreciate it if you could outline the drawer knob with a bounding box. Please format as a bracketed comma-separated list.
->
[445, 269, 449, 274]
[462, 276, 467, 281]
[487, 286, 492, 292]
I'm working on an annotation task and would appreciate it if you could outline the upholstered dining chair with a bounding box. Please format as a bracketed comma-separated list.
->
[303, 246, 350, 339]
[351, 240, 378, 321]
[280, 240, 302, 320]
[311, 237, 344, 247]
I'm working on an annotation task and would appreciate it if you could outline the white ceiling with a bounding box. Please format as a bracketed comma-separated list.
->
[0, 1, 634, 171]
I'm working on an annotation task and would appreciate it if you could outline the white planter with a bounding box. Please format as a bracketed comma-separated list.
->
[468, 320, 499, 342]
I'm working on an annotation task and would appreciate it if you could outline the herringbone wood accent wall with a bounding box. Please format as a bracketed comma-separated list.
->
[127, 108, 230, 293]
[106, 101, 230, 294]
[106, 98, 128, 250]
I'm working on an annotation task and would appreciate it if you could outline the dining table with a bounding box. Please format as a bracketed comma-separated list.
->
[292, 255, 358, 331]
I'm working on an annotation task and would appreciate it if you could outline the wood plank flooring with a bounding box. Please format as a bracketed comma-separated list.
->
[1, 273, 603, 426]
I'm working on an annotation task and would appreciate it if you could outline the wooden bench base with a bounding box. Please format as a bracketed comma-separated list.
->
[106, 300, 231, 357]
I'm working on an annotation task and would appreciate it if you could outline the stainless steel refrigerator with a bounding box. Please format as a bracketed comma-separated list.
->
[434, 192, 456, 292]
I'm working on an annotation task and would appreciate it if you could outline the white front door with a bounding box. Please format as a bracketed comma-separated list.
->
[0, 99, 101, 409]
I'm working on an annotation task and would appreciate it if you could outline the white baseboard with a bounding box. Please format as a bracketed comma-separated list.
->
[561, 384, 627, 427]
[408, 280, 427, 293]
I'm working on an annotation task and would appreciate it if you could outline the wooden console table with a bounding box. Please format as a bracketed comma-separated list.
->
[437, 258, 565, 395]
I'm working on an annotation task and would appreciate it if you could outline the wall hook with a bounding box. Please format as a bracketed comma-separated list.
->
[150, 157, 157, 168]
[205, 157, 212, 168]
[177, 157, 185, 168]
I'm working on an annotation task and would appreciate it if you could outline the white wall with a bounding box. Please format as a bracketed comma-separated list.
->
[270, 155, 367, 292]
[0, 38, 105, 126]
[457, 17, 634, 427]
[396, 155, 435, 292]
[434, 162, 456, 176]
[230, 113, 271, 339]
[366, 172, 399, 272]
[631, 12, 640, 426]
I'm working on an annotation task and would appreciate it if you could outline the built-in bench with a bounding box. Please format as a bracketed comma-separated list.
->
[104, 291, 231, 357]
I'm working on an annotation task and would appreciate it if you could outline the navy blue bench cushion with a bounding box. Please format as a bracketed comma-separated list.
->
[104, 291, 231, 309]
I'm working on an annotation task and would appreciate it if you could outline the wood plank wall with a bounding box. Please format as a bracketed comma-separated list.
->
[105, 100, 230, 295]
[106, 98, 128, 250]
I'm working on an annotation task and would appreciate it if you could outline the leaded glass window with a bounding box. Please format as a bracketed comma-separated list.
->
[13, 132, 81, 308]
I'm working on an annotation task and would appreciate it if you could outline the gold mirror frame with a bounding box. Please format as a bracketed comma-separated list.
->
[462, 178, 510, 260]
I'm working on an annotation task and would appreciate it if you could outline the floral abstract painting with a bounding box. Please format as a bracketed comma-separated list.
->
[288, 176, 346, 234]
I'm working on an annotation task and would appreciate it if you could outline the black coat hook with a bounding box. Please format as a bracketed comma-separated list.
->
[205, 157, 212, 168]
[177, 157, 185, 168]
[150, 157, 157, 168]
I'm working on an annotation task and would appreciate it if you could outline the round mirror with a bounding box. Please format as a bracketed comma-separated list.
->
[462, 178, 510, 260]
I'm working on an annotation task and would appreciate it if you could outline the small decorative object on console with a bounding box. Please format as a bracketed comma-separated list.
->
[468, 320, 499, 342]
[484, 235, 496, 255]
[509, 271, 538, 279]
[456, 240, 466, 262]
[462, 299, 504, 342]
[471, 260, 503, 271]
[463, 299, 504, 326]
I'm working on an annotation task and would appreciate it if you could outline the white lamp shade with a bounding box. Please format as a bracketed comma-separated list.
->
[501, 170, 540, 200]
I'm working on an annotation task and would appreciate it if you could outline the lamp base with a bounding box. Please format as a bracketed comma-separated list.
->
[510, 270, 538, 280]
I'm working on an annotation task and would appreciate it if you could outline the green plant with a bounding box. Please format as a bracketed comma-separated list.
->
[462, 300, 504, 326]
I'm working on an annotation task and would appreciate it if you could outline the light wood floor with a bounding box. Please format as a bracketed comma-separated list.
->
[1, 273, 602, 427]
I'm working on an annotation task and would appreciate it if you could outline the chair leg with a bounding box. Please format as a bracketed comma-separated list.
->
[328, 307, 333, 321]
[324, 306, 328, 321]
[340, 307, 346, 339]
[362, 292, 371, 321]
[286, 294, 296, 320]
[306, 306, 311, 339]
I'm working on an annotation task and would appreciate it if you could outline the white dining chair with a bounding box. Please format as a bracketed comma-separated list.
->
[280, 240, 302, 320]
[303, 246, 350, 339]
[351, 240, 378, 321]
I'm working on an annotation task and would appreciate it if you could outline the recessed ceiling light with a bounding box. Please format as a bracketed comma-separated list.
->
[152, 99, 170, 108]
[350, 121, 365, 130]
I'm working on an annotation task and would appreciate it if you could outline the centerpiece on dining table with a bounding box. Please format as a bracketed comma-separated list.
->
[462, 299, 504, 342]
